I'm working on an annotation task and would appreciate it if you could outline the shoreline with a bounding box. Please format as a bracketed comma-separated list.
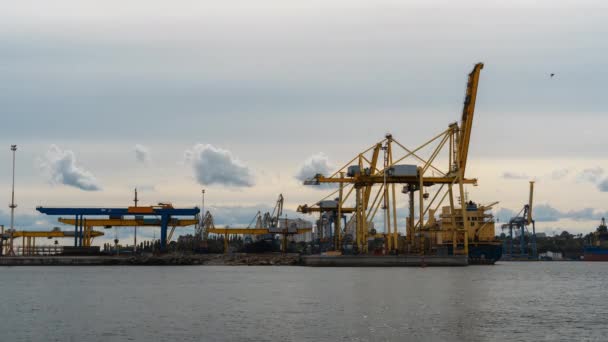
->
[0, 253, 470, 266]
[0, 253, 302, 266]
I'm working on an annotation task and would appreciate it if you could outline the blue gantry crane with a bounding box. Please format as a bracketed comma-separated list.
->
[501, 181, 537, 260]
[36, 203, 199, 252]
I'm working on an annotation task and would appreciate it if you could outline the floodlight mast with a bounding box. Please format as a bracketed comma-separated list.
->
[7, 145, 17, 256]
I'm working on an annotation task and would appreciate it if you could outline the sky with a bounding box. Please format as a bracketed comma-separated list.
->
[1, 0, 608, 246]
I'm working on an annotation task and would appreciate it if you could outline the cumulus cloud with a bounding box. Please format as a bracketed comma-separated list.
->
[576, 167, 608, 192]
[495, 207, 518, 223]
[578, 167, 604, 183]
[295, 152, 334, 182]
[0, 210, 53, 231]
[39, 145, 101, 191]
[532, 204, 564, 222]
[598, 179, 608, 192]
[185, 144, 254, 187]
[134, 144, 150, 164]
[502, 171, 529, 180]
[496, 204, 608, 223]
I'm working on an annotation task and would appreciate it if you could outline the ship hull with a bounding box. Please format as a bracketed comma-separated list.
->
[584, 247, 608, 261]
[446, 243, 502, 265]
[469, 243, 503, 264]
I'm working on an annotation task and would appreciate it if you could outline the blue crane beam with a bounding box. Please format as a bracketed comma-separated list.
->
[36, 207, 199, 216]
[36, 206, 200, 251]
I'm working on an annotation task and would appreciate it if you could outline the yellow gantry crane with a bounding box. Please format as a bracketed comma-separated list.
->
[1, 228, 105, 256]
[298, 63, 484, 255]
[57, 217, 199, 246]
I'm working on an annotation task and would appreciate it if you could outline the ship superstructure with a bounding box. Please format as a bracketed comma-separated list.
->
[584, 218, 608, 261]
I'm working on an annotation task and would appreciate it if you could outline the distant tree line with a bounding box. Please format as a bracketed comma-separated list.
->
[497, 231, 595, 259]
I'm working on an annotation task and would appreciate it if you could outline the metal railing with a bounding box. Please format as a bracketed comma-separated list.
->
[17, 245, 64, 256]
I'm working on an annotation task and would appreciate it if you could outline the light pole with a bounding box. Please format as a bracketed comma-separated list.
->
[1, 225, 4, 256]
[9, 145, 17, 255]
[201, 189, 206, 219]
[133, 188, 138, 253]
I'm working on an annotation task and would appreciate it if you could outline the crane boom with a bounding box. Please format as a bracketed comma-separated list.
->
[458, 62, 484, 176]
[528, 181, 534, 225]
[270, 194, 284, 228]
[273, 194, 284, 219]
[9, 230, 104, 238]
[363, 144, 382, 210]
[57, 218, 198, 227]
[207, 227, 312, 235]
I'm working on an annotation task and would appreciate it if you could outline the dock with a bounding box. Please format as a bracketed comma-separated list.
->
[0, 254, 469, 266]
[0, 253, 302, 266]
[302, 254, 468, 267]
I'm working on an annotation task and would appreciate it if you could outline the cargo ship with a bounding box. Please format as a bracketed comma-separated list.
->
[583, 218, 608, 261]
[412, 200, 502, 264]
[434, 201, 502, 264]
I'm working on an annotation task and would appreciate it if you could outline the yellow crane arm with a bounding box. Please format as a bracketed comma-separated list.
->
[363, 144, 382, 210]
[528, 181, 534, 224]
[296, 228, 313, 234]
[207, 228, 312, 235]
[10, 230, 104, 238]
[458, 62, 484, 176]
[482, 201, 499, 209]
[313, 175, 477, 186]
[296, 205, 356, 214]
[57, 218, 199, 227]
[208, 228, 269, 235]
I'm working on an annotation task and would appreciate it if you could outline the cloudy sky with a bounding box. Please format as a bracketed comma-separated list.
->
[1, 0, 607, 244]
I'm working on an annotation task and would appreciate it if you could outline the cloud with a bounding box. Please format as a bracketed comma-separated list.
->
[0, 210, 53, 231]
[496, 204, 608, 223]
[502, 172, 529, 180]
[185, 144, 254, 187]
[598, 179, 608, 192]
[565, 208, 599, 221]
[495, 207, 518, 223]
[532, 204, 564, 222]
[134, 144, 150, 164]
[295, 152, 334, 182]
[39, 145, 101, 191]
[576, 167, 608, 192]
[577, 167, 604, 183]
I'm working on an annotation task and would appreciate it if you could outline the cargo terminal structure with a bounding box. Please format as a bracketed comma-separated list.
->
[35, 204, 200, 252]
[197, 194, 314, 253]
[298, 63, 504, 265]
[1, 62, 502, 266]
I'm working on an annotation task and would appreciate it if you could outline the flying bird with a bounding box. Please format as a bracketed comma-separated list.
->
[550, 73, 555, 78]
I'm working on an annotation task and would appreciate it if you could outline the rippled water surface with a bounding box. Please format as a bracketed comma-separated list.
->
[1, 262, 607, 341]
